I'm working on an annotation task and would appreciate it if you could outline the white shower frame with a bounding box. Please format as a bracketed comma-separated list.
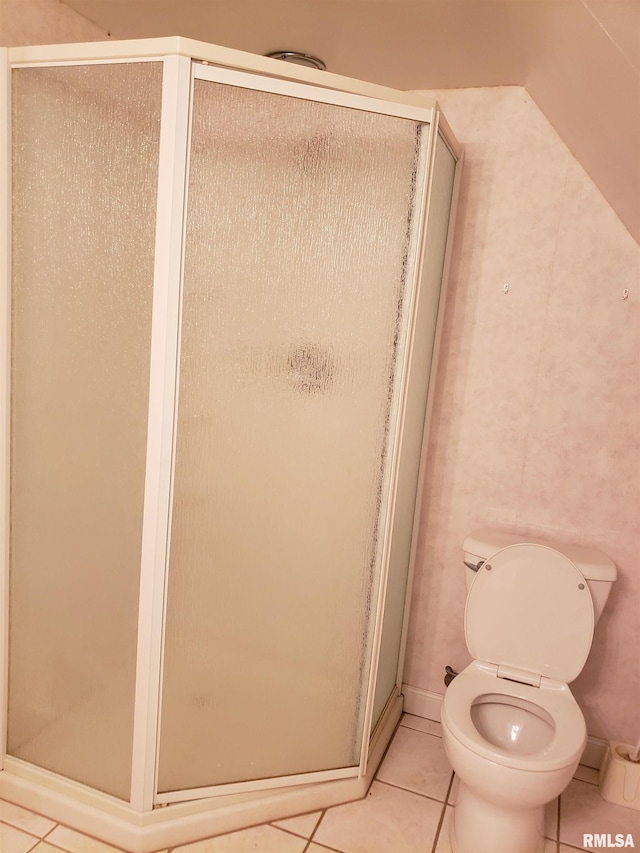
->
[0, 38, 463, 852]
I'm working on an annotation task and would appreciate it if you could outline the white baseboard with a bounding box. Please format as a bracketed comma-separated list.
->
[401, 683, 608, 770]
[402, 683, 443, 722]
[581, 736, 609, 770]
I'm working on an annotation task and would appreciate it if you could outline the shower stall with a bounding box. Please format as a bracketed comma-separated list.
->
[0, 37, 461, 851]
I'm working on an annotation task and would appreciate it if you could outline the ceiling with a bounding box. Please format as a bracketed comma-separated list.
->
[58, 1, 640, 243]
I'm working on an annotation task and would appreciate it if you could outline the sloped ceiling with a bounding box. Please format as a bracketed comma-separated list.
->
[60, 0, 640, 243]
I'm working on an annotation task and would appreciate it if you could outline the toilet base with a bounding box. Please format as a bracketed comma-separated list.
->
[451, 781, 546, 853]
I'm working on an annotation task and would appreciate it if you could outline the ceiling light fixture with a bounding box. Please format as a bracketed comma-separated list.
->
[265, 51, 326, 71]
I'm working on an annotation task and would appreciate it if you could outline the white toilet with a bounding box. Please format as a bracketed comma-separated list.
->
[440, 528, 616, 853]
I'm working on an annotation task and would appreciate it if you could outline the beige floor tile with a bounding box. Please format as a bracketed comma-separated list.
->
[0, 802, 56, 838]
[306, 845, 342, 853]
[44, 826, 125, 853]
[313, 780, 444, 853]
[400, 714, 443, 738]
[376, 725, 453, 801]
[172, 824, 306, 853]
[0, 821, 39, 853]
[271, 810, 322, 838]
[559, 778, 640, 850]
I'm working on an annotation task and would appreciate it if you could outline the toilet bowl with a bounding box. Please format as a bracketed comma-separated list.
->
[440, 529, 616, 853]
[442, 661, 586, 853]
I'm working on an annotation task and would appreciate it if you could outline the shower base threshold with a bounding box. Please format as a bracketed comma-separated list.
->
[0, 694, 402, 853]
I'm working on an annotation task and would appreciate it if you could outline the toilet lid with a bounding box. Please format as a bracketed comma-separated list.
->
[465, 544, 595, 683]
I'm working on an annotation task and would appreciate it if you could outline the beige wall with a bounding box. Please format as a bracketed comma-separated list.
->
[405, 86, 640, 744]
[506, 0, 640, 250]
[0, 0, 107, 46]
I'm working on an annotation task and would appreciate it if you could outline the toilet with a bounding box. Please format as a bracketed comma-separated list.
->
[440, 528, 616, 853]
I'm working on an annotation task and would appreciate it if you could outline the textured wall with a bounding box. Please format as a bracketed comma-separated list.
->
[404, 86, 640, 744]
[0, 0, 107, 46]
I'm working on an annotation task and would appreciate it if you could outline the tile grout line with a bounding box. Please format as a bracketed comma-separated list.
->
[431, 772, 455, 853]
[271, 821, 322, 851]
[42, 822, 58, 842]
[400, 727, 443, 741]
[0, 816, 41, 842]
[33, 835, 86, 853]
[303, 808, 344, 853]
[24, 830, 41, 853]
[0, 798, 62, 840]
[374, 776, 453, 807]
[305, 807, 325, 845]
[42, 820, 129, 853]
[556, 793, 562, 853]
[399, 717, 443, 734]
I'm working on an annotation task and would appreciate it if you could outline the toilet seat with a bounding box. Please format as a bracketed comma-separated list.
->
[465, 544, 595, 684]
[441, 662, 587, 773]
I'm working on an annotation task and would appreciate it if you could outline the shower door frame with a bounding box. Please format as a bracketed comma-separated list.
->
[137, 56, 438, 811]
[0, 37, 463, 845]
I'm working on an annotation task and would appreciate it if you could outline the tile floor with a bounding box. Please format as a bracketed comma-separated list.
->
[1, 714, 639, 853]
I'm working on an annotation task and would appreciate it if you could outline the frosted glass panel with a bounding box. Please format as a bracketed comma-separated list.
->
[158, 80, 422, 791]
[8, 63, 161, 800]
[371, 133, 457, 727]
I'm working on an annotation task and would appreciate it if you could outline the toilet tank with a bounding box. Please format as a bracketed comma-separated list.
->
[463, 528, 617, 624]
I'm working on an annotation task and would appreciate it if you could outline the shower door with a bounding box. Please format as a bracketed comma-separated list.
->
[156, 65, 432, 798]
